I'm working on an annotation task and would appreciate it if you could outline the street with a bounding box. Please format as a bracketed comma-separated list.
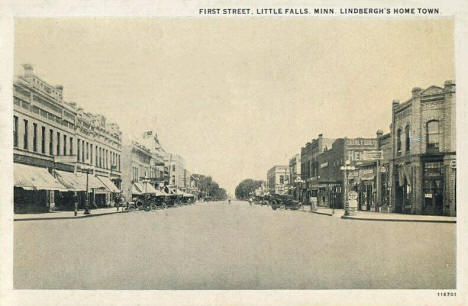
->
[14, 201, 456, 290]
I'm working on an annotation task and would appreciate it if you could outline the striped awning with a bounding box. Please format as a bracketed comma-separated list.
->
[55, 170, 108, 191]
[97, 176, 120, 193]
[14, 163, 67, 191]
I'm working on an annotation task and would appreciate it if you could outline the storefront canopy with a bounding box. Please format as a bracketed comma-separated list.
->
[14, 164, 67, 191]
[133, 182, 160, 195]
[54, 170, 108, 192]
[97, 176, 120, 193]
[55, 170, 86, 191]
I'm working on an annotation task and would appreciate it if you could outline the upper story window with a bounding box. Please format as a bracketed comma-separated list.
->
[23, 119, 28, 150]
[397, 129, 402, 154]
[427, 120, 440, 153]
[405, 125, 410, 153]
[13, 116, 18, 147]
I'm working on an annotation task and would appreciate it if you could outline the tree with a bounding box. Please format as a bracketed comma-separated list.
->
[192, 174, 228, 200]
[235, 179, 264, 200]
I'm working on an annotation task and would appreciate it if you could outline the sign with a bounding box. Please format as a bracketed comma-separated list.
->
[361, 150, 383, 161]
[320, 162, 328, 168]
[54, 155, 78, 163]
[450, 160, 456, 169]
[347, 191, 358, 209]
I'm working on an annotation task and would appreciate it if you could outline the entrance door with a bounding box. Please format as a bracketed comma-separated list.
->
[423, 161, 444, 215]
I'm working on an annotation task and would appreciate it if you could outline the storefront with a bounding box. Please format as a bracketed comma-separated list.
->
[394, 163, 413, 214]
[422, 158, 444, 215]
[14, 163, 67, 213]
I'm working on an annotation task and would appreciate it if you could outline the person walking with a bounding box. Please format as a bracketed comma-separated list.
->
[73, 192, 79, 216]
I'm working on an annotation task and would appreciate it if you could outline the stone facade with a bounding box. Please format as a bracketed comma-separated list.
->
[267, 165, 290, 194]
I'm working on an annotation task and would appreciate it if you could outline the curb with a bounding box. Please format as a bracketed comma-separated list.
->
[14, 210, 127, 222]
[311, 211, 334, 216]
[341, 215, 456, 224]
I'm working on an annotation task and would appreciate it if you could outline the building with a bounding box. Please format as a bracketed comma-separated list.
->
[139, 131, 166, 189]
[121, 139, 153, 201]
[288, 154, 301, 199]
[164, 153, 185, 189]
[315, 137, 378, 209]
[390, 81, 456, 216]
[300, 134, 335, 204]
[13, 64, 121, 212]
[267, 165, 290, 194]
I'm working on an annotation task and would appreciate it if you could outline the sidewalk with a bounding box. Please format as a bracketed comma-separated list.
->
[14, 207, 126, 221]
[311, 207, 456, 223]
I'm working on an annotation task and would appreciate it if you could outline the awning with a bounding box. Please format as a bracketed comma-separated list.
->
[97, 176, 120, 193]
[55, 170, 86, 191]
[133, 181, 159, 195]
[55, 170, 108, 191]
[14, 163, 67, 191]
[131, 183, 143, 195]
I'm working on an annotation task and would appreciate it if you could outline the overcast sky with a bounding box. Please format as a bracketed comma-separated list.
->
[14, 18, 454, 195]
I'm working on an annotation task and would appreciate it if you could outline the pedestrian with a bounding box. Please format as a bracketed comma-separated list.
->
[73, 192, 78, 216]
[116, 194, 120, 212]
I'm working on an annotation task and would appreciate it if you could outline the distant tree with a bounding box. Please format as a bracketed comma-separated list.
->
[193, 174, 227, 200]
[235, 179, 264, 200]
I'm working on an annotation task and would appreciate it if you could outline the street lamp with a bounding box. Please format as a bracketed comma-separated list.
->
[82, 165, 94, 215]
[340, 160, 355, 216]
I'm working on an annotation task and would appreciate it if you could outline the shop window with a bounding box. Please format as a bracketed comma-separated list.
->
[427, 120, 440, 153]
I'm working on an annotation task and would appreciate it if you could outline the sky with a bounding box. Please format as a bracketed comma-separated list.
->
[14, 18, 454, 195]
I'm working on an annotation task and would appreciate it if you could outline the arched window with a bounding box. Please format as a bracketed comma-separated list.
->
[405, 125, 410, 152]
[427, 120, 440, 152]
[397, 128, 402, 154]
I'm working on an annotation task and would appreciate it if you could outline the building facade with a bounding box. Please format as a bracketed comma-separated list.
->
[391, 81, 456, 216]
[13, 64, 122, 212]
[288, 154, 301, 199]
[164, 153, 185, 189]
[267, 165, 290, 194]
[314, 137, 378, 209]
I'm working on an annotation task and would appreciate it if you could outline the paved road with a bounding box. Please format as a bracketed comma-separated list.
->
[14, 201, 456, 289]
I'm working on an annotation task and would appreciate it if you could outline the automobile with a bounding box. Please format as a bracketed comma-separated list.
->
[270, 194, 301, 210]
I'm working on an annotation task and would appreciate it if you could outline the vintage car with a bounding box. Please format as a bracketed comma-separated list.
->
[270, 194, 301, 210]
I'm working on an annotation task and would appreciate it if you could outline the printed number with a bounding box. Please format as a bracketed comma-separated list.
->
[437, 292, 456, 297]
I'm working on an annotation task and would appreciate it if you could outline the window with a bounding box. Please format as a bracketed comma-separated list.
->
[90, 144, 93, 164]
[355, 151, 361, 160]
[63, 135, 67, 155]
[49, 129, 53, 155]
[81, 141, 84, 162]
[33, 123, 37, 152]
[427, 120, 440, 152]
[23, 119, 28, 150]
[13, 116, 18, 147]
[70, 137, 73, 156]
[41, 126, 45, 153]
[405, 125, 410, 152]
[56, 132, 60, 155]
[172, 165, 175, 171]
[77, 139, 80, 161]
[279, 175, 284, 184]
[86, 142, 89, 162]
[397, 129, 402, 153]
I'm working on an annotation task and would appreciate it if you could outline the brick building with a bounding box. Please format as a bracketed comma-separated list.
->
[391, 81, 456, 216]
[315, 137, 378, 209]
